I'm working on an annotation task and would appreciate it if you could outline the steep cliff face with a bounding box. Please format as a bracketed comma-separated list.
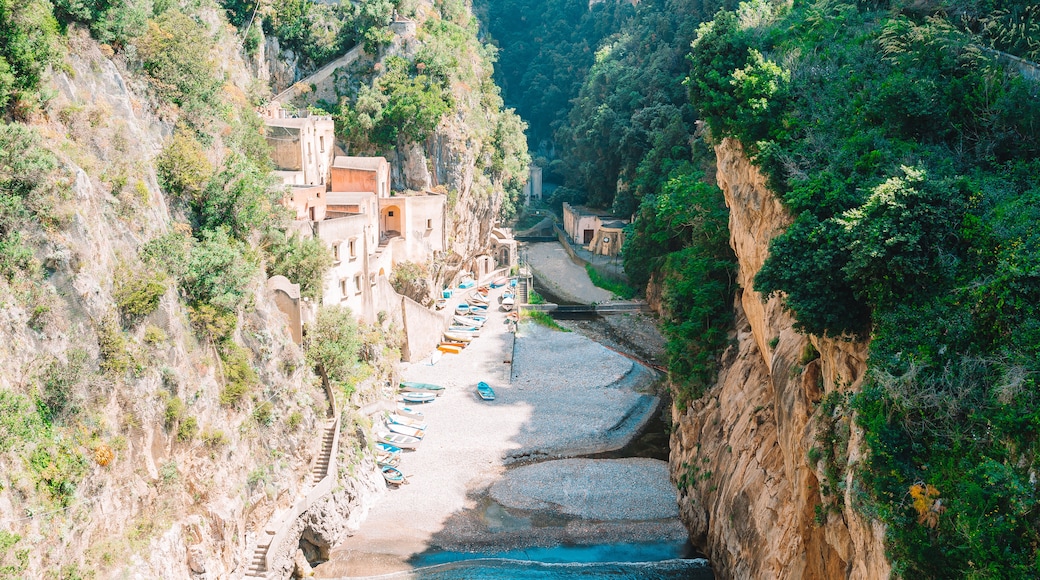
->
[0, 30, 385, 578]
[670, 138, 889, 579]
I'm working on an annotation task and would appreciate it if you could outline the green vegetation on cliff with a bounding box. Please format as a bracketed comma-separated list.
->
[478, 0, 738, 404]
[689, 0, 1040, 575]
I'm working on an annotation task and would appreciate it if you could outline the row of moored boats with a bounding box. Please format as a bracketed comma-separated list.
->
[374, 382, 445, 485]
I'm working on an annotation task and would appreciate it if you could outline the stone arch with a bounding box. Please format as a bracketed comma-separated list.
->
[381, 204, 402, 235]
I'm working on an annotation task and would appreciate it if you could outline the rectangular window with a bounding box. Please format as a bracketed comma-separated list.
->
[339, 279, 347, 298]
[426, 218, 433, 229]
[354, 275, 363, 295]
[333, 243, 341, 262]
[348, 239, 357, 258]
[319, 135, 325, 153]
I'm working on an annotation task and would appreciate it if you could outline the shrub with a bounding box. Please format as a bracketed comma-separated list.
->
[252, 401, 273, 426]
[134, 10, 222, 115]
[189, 303, 238, 344]
[286, 411, 302, 430]
[265, 231, 332, 301]
[114, 266, 167, 327]
[96, 315, 134, 376]
[201, 429, 228, 447]
[163, 396, 184, 429]
[182, 228, 257, 313]
[143, 325, 167, 345]
[156, 126, 213, 204]
[0, 0, 63, 116]
[176, 415, 197, 441]
[219, 344, 257, 407]
[39, 349, 90, 423]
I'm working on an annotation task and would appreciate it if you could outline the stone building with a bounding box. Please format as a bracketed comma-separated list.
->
[261, 102, 335, 187]
[562, 203, 627, 257]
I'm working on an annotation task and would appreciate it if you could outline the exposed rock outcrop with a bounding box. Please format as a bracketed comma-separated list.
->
[670, 138, 889, 579]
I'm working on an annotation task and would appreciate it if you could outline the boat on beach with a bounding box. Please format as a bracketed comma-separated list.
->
[437, 343, 463, 354]
[377, 442, 402, 455]
[490, 277, 508, 288]
[399, 381, 446, 394]
[388, 413, 427, 430]
[443, 331, 474, 342]
[455, 303, 472, 315]
[376, 451, 400, 467]
[377, 431, 421, 449]
[501, 292, 515, 311]
[381, 464, 405, 485]
[396, 405, 425, 420]
[454, 314, 485, 327]
[387, 422, 425, 439]
[401, 392, 436, 404]
[448, 325, 480, 335]
[476, 381, 496, 401]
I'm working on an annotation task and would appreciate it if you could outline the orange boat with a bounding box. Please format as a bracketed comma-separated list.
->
[437, 343, 464, 354]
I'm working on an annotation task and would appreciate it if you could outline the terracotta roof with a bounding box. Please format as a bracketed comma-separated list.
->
[332, 156, 387, 171]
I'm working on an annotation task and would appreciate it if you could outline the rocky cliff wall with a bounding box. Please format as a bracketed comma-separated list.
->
[0, 29, 385, 579]
[670, 138, 889, 579]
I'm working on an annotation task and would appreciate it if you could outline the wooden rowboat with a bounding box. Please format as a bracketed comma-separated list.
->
[388, 413, 427, 430]
[443, 331, 473, 342]
[401, 392, 436, 404]
[396, 405, 425, 420]
[377, 431, 421, 449]
[399, 381, 445, 394]
[381, 464, 405, 485]
[387, 422, 424, 439]
[377, 442, 402, 455]
[377, 451, 400, 467]
[476, 381, 496, 401]
[438, 343, 463, 354]
[454, 315, 485, 327]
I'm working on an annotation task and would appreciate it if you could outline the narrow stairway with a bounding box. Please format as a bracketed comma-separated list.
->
[313, 418, 337, 484]
[242, 418, 337, 578]
[518, 277, 529, 304]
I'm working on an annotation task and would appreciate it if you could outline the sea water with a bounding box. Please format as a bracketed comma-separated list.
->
[342, 542, 713, 579]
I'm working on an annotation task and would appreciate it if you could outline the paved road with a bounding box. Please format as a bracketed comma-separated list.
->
[524, 242, 613, 304]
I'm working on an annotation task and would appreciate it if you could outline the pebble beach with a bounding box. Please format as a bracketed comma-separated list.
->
[314, 270, 683, 578]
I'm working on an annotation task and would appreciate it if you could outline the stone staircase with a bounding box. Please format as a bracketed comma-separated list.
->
[241, 418, 339, 579]
[312, 418, 337, 484]
[518, 277, 529, 304]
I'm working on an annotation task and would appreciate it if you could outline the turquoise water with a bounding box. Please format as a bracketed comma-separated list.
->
[369, 558, 713, 579]
[345, 542, 715, 579]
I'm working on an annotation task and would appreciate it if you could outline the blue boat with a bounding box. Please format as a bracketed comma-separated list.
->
[377, 442, 402, 455]
[381, 464, 405, 485]
[476, 381, 496, 401]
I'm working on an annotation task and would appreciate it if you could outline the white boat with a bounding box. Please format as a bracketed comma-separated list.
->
[501, 294, 515, 312]
[388, 413, 428, 430]
[454, 315, 485, 328]
[443, 331, 474, 342]
[377, 431, 420, 450]
[396, 404, 425, 420]
[387, 422, 425, 439]
[401, 391, 436, 404]
[448, 325, 480, 335]
[376, 451, 400, 467]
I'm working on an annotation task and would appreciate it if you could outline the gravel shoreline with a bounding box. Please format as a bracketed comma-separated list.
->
[314, 280, 681, 578]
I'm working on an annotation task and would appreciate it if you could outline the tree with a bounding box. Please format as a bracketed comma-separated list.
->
[305, 306, 361, 386]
